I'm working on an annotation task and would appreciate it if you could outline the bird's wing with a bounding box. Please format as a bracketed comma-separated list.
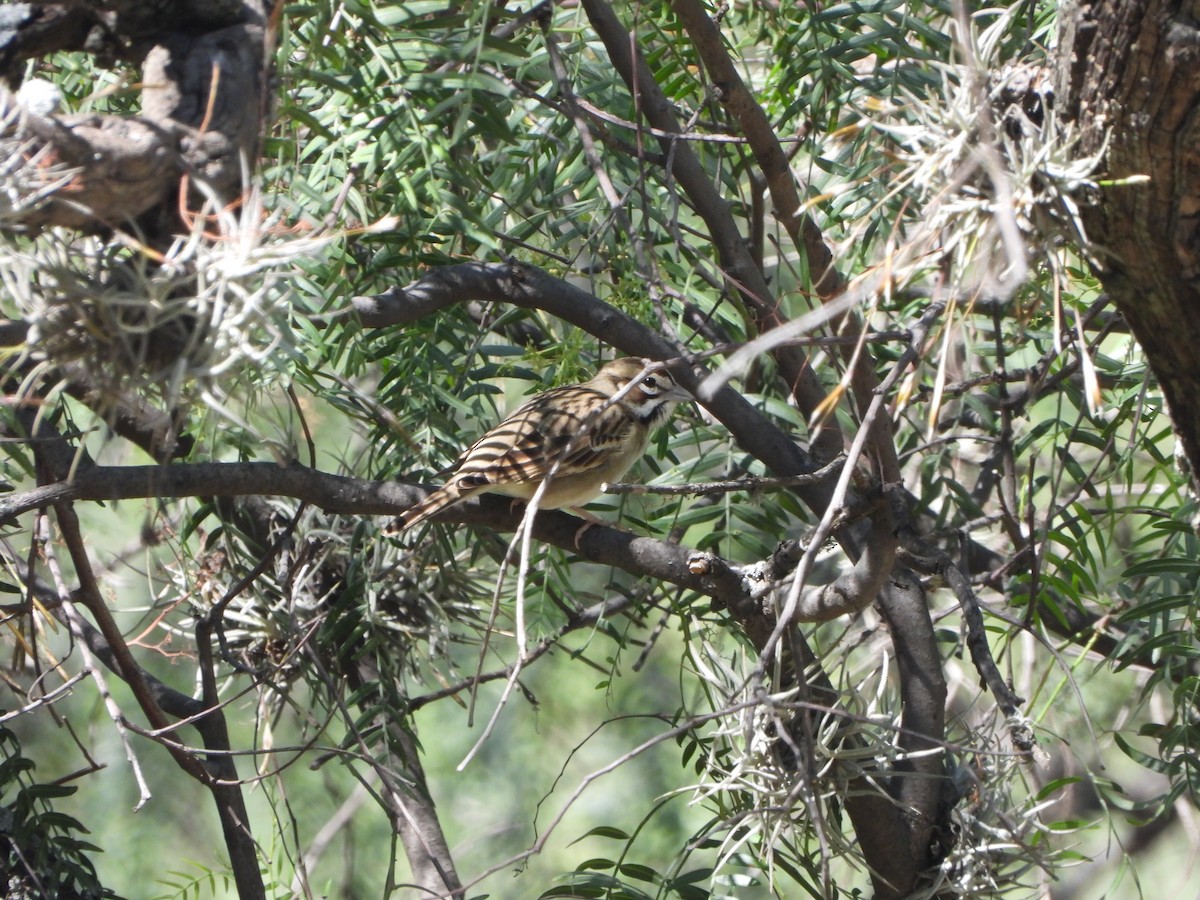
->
[451, 387, 631, 490]
[388, 388, 632, 532]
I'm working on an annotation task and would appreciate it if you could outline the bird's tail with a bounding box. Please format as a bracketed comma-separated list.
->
[384, 485, 463, 534]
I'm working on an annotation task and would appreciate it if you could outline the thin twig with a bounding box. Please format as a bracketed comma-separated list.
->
[603, 454, 845, 496]
[898, 545, 1025, 717]
[0, 672, 86, 723]
[41, 515, 153, 809]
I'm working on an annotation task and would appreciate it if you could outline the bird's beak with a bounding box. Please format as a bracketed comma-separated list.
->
[666, 383, 693, 404]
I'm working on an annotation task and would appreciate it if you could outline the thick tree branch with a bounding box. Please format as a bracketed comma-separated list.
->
[0, 451, 913, 627]
[334, 653, 465, 898]
[0, 4, 109, 79]
[0, 330, 193, 458]
[55, 496, 264, 900]
[874, 573, 946, 867]
[1, 2, 267, 236]
[10, 107, 184, 230]
[0, 456, 750, 605]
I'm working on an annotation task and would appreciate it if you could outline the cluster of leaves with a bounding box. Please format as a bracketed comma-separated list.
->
[0, 726, 107, 899]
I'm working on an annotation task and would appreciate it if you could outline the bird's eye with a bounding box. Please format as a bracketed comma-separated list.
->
[644, 376, 659, 391]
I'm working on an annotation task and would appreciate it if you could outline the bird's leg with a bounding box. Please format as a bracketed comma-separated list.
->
[569, 507, 625, 548]
[508, 499, 600, 547]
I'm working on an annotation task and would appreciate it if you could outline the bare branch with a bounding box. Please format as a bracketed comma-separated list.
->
[901, 544, 1026, 716]
[42, 516, 153, 810]
[670, 0, 839, 296]
[7, 455, 752, 602]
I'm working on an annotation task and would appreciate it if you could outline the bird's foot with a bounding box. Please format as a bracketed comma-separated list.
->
[568, 508, 624, 549]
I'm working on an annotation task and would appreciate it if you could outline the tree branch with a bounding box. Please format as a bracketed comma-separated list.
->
[1, 2, 267, 236]
[1056, 0, 1200, 481]
[0, 4, 110, 80]
[576, 0, 838, 453]
[669, 0, 839, 296]
[0, 332, 193, 459]
[0, 453, 753, 600]
[344, 260, 835, 508]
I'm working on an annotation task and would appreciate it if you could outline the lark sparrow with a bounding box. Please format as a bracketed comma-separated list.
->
[388, 357, 690, 531]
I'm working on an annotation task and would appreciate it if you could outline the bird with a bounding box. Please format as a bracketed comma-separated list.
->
[388, 357, 690, 532]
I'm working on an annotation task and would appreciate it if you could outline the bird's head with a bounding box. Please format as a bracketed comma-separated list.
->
[590, 357, 692, 426]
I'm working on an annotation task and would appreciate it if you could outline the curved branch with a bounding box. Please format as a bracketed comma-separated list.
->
[344, 260, 833, 509]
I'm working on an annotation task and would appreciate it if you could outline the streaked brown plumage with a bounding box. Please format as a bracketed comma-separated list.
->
[388, 358, 689, 531]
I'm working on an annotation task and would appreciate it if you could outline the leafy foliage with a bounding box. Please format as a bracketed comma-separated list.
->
[0, 0, 1197, 898]
[0, 727, 108, 899]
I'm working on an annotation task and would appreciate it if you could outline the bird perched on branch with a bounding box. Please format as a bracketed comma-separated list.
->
[388, 357, 690, 532]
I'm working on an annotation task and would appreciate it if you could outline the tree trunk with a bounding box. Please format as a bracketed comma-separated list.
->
[1056, 0, 1200, 478]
